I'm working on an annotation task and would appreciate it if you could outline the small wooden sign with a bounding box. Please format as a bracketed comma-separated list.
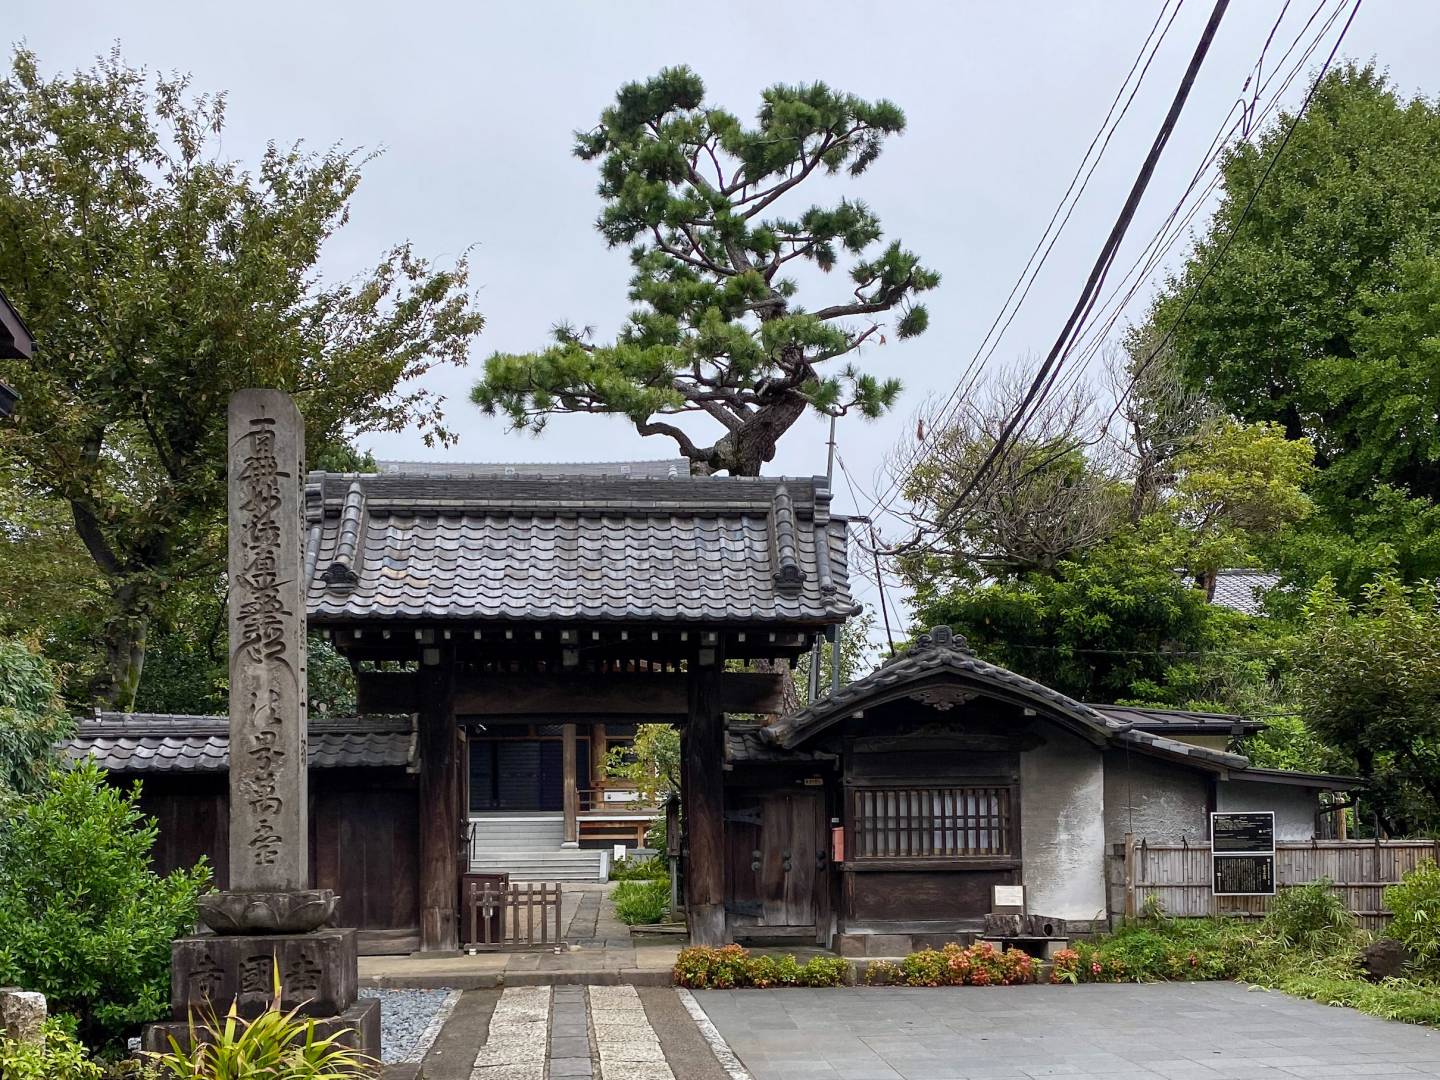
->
[993, 884, 1024, 913]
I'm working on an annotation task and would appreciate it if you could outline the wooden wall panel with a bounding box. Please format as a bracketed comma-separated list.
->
[311, 773, 420, 932]
[135, 779, 229, 888]
[845, 869, 1013, 923]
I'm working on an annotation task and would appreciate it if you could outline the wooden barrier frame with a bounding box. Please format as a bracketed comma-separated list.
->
[1113, 838, 1440, 931]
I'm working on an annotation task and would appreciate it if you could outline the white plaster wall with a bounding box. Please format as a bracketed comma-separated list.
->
[1020, 728, 1108, 922]
[1216, 780, 1318, 841]
[1102, 750, 1211, 846]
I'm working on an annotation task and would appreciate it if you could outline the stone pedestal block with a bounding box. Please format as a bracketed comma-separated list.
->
[170, 928, 358, 1019]
[144, 996, 380, 1073]
[0, 988, 46, 1045]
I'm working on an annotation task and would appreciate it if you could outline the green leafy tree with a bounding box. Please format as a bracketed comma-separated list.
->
[472, 66, 938, 475]
[902, 392, 1312, 707]
[0, 760, 211, 1047]
[0, 48, 484, 707]
[0, 637, 72, 796]
[1147, 64, 1440, 587]
[604, 723, 680, 804]
[1292, 575, 1440, 834]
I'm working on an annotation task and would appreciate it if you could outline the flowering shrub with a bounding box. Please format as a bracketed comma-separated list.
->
[896, 941, 1034, 987]
[672, 946, 848, 988]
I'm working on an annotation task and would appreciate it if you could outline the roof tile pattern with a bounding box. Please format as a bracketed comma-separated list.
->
[305, 472, 855, 625]
[63, 713, 413, 774]
[763, 626, 1249, 772]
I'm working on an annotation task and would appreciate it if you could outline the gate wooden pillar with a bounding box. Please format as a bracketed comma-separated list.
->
[418, 648, 460, 952]
[561, 722, 579, 847]
[686, 650, 728, 945]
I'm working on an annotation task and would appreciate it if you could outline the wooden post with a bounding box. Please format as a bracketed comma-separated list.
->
[418, 648, 460, 953]
[1123, 832, 1137, 922]
[562, 722, 579, 847]
[591, 723, 608, 786]
[686, 657, 727, 946]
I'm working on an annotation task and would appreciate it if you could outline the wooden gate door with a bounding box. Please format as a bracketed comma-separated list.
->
[726, 791, 825, 932]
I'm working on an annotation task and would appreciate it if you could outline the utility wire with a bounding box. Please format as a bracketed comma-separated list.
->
[908, 0, 1233, 550]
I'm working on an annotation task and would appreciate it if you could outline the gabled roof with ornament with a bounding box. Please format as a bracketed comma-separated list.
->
[761, 625, 1251, 774]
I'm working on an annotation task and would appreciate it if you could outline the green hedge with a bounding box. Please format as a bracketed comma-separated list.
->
[673, 945, 848, 988]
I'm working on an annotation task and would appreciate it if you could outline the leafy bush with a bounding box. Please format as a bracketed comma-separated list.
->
[1385, 861, 1440, 975]
[0, 637, 73, 796]
[612, 879, 669, 925]
[610, 856, 668, 882]
[672, 946, 850, 989]
[1261, 879, 1356, 953]
[0, 761, 211, 1047]
[0, 1018, 104, 1080]
[1048, 919, 1246, 984]
[150, 980, 374, 1079]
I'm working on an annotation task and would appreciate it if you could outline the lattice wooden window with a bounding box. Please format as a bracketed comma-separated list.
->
[848, 786, 1013, 859]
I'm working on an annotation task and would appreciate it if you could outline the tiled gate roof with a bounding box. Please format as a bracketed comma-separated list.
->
[303, 470, 857, 626]
[63, 713, 415, 774]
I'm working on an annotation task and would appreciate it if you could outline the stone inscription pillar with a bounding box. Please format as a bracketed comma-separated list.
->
[227, 389, 309, 891]
[145, 390, 378, 1066]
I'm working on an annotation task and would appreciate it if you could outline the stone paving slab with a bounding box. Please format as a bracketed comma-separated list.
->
[692, 983, 1440, 1080]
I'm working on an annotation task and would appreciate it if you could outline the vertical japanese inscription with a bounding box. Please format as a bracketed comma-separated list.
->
[228, 390, 308, 892]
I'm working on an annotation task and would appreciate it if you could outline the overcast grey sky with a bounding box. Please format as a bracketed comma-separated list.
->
[11, 0, 1439, 621]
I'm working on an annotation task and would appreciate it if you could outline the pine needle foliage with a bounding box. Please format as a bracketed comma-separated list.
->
[473, 66, 939, 475]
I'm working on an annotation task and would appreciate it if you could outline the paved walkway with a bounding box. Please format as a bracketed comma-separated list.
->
[360, 885, 681, 988]
[693, 982, 1440, 1080]
[421, 980, 1440, 1080]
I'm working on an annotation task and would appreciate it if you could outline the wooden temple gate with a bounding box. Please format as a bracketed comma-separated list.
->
[341, 632, 800, 949]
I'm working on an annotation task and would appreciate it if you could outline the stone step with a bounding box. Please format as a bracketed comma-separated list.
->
[468, 848, 608, 883]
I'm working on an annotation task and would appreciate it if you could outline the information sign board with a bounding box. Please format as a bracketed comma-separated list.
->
[1211, 811, 1275, 854]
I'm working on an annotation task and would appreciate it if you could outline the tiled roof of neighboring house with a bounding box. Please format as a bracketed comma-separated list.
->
[0, 287, 33, 360]
[62, 713, 415, 774]
[762, 626, 1250, 774]
[0, 286, 32, 417]
[1209, 569, 1281, 615]
[1089, 705, 1265, 736]
[304, 469, 856, 627]
[375, 459, 689, 480]
[726, 724, 834, 765]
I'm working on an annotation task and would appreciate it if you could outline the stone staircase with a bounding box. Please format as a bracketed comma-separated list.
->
[467, 813, 609, 882]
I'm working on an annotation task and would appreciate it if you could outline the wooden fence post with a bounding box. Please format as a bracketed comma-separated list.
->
[1123, 832, 1137, 921]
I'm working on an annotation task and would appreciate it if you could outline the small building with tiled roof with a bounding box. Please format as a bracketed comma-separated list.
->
[720, 626, 1355, 954]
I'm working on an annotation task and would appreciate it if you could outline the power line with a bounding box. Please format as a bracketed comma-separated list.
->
[909, 0, 1233, 550]
[854, 0, 1194, 523]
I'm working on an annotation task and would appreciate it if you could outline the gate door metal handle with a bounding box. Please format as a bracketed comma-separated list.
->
[751, 849, 761, 872]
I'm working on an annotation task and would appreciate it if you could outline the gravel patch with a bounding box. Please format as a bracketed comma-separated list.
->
[358, 986, 461, 1064]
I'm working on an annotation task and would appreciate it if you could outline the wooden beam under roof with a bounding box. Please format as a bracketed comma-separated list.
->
[356, 670, 791, 718]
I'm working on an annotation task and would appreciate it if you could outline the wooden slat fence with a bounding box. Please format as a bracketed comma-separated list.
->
[1112, 838, 1440, 932]
[463, 881, 564, 951]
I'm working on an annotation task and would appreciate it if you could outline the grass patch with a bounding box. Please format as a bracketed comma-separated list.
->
[609, 856, 669, 882]
[612, 879, 669, 925]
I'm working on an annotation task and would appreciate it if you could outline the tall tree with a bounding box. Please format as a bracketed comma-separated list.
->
[0, 49, 484, 706]
[1293, 575, 1440, 835]
[1148, 65, 1440, 515]
[472, 67, 939, 475]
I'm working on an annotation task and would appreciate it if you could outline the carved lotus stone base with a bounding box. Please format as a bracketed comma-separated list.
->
[144, 996, 379, 1073]
[197, 889, 337, 934]
[169, 928, 358, 1019]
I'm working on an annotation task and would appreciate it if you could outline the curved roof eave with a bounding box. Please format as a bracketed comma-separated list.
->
[763, 626, 1128, 750]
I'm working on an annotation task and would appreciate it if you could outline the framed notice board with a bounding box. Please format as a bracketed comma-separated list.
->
[1212, 853, 1276, 896]
[1211, 811, 1277, 896]
[1211, 811, 1275, 854]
